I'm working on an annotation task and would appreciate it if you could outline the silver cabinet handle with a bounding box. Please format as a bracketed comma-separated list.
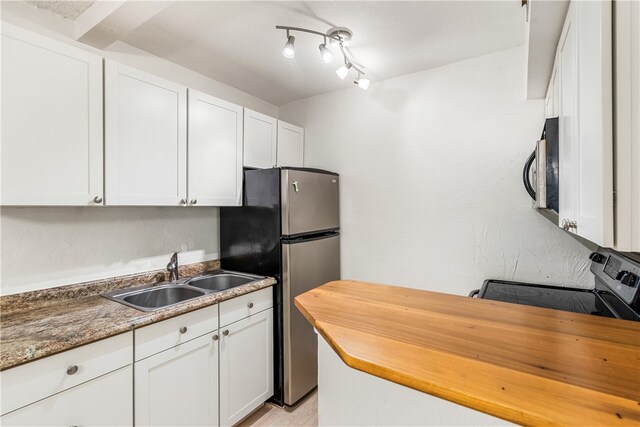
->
[562, 219, 569, 231]
[223, 330, 229, 336]
[179, 326, 188, 334]
[66, 365, 79, 375]
[292, 180, 299, 192]
[569, 220, 577, 230]
[179, 198, 187, 205]
[212, 334, 219, 341]
[247, 302, 254, 309]
[93, 196, 103, 204]
[190, 199, 197, 205]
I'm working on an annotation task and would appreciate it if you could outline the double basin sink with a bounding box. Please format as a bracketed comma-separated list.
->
[104, 271, 264, 312]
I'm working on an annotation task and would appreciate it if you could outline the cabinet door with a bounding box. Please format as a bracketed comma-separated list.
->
[188, 90, 243, 206]
[244, 109, 277, 169]
[1, 366, 132, 426]
[574, 0, 614, 247]
[105, 60, 187, 206]
[135, 333, 219, 427]
[1, 23, 103, 206]
[220, 308, 274, 427]
[277, 121, 304, 167]
[614, 0, 640, 252]
[558, 3, 579, 231]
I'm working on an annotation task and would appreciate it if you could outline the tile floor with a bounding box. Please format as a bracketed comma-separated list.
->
[238, 390, 318, 427]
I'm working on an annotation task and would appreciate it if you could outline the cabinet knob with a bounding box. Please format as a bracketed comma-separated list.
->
[212, 334, 219, 341]
[247, 302, 254, 309]
[223, 330, 229, 336]
[179, 326, 188, 334]
[66, 365, 79, 375]
[93, 196, 103, 204]
[179, 199, 187, 205]
[190, 199, 198, 205]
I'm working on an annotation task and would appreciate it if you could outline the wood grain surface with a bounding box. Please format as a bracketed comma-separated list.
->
[294, 280, 640, 426]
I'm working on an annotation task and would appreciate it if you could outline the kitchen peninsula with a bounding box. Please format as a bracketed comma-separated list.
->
[295, 280, 640, 426]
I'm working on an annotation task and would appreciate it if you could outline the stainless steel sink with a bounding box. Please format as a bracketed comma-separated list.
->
[104, 283, 205, 312]
[186, 273, 256, 292]
[103, 271, 265, 312]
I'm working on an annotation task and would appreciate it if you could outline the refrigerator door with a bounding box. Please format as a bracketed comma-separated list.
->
[282, 233, 340, 405]
[281, 169, 339, 236]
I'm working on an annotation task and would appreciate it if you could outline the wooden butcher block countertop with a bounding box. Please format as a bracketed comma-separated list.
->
[294, 280, 640, 427]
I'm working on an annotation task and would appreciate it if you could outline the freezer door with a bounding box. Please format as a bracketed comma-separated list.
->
[282, 233, 340, 405]
[281, 169, 339, 236]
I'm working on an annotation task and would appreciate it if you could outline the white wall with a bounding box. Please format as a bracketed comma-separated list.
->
[280, 47, 593, 293]
[1, 208, 219, 295]
[0, 16, 278, 295]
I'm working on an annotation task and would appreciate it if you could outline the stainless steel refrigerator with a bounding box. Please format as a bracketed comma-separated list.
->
[220, 167, 340, 406]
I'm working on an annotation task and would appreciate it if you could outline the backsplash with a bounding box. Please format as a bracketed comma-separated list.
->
[0, 207, 220, 295]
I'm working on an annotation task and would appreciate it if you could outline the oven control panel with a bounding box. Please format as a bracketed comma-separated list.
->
[592, 249, 640, 306]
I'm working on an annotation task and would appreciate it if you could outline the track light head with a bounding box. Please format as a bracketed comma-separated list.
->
[355, 73, 370, 90]
[282, 34, 296, 58]
[336, 62, 352, 80]
[318, 39, 333, 63]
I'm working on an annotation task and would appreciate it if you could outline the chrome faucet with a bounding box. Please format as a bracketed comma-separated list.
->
[167, 252, 179, 281]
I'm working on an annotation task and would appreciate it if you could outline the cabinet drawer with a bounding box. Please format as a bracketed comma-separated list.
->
[135, 303, 218, 361]
[1, 365, 132, 426]
[0, 331, 132, 415]
[220, 287, 273, 327]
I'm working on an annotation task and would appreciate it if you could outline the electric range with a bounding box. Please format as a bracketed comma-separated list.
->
[470, 248, 640, 322]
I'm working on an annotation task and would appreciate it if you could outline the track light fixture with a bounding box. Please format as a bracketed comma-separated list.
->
[355, 71, 370, 91]
[336, 62, 352, 80]
[277, 25, 370, 89]
[318, 37, 333, 63]
[282, 30, 296, 58]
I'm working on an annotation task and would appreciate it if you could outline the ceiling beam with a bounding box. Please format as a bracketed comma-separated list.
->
[74, 1, 174, 49]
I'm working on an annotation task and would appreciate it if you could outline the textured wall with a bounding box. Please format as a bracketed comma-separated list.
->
[1, 207, 219, 295]
[280, 47, 593, 294]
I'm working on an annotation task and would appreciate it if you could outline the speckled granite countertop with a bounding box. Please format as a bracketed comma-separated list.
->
[0, 262, 275, 371]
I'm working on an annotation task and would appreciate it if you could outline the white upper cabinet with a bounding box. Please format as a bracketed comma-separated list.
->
[558, 3, 579, 235]
[105, 60, 187, 206]
[613, 0, 640, 252]
[574, 0, 614, 247]
[277, 121, 304, 167]
[1, 23, 103, 206]
[244, 109, 277, 169]
[188, 90, 243, 206]
[557, 1, 614, 247]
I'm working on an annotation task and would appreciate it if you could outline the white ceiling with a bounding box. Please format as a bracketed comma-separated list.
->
[119, 1, 525, 106]
[13, 1, 526, 106]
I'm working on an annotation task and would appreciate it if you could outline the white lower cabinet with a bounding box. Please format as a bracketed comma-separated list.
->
[1, 366, 133, 426]
[220, 308, 274, 427]
[135, 332, 220, 427]
[0, 290, 274, 427]
[0, 332, 133, 426]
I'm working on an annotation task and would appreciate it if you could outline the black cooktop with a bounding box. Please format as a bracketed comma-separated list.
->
[477, 280, 617, 317]
[473, 249, 640, 322]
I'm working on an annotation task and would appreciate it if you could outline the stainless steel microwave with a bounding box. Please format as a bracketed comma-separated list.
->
[523, 117, 559, 213]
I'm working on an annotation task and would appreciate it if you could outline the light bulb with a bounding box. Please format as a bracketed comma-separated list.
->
[318, 43, 333, 63]
[336, 63, 352, 80]
[282, 35, 295, 58]
[358, 77, 370, 90]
